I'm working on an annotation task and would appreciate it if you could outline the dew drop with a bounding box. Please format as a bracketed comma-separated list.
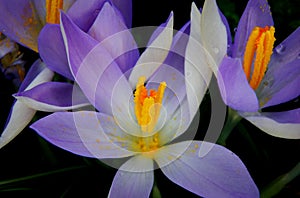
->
[213, 47, 219, 54]
[275, 44, 285, 54]
[234, 27, 237, 32]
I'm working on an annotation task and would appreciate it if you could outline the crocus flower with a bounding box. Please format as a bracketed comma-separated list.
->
[31, 2, 258, 197]
[37, 0, 133, 81]
[0, 0, 131, 52]
[194, 0, 300, 139]
[0, 0, 132, 148]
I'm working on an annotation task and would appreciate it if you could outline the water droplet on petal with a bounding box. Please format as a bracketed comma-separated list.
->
[234, 27, 237, 32]
[213, 47, 219, 54]
[275, 44, 285, 54]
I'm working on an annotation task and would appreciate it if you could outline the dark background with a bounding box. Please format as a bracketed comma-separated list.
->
[0, 0, 299, 197]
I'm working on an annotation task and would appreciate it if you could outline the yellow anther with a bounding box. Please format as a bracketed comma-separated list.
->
[141, 97, 154, 132]
[243, 26, 276, 90]
[134, 76, 166, 133]
[46, 0, 63, 24]
[135, 133, 160, 153]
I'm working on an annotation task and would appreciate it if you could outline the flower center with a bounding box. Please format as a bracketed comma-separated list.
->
[134, 76, 166, 133]
[46, 0, 63, 24]
[243, 26, 276, 90]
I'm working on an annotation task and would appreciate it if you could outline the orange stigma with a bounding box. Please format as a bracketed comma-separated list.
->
[243, 26, 275, 90]
[46, 0, 63, 24]
[134, 76, 166, 133]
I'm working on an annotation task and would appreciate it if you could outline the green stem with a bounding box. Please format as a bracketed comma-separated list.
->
[261, 162, 300, 198]
[0, 165, 86, 186]
[152, 182, 162, 198]
[217, 108, 242, 146]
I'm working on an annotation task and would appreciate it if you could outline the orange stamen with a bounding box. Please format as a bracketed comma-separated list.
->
[134, 76, 166, 132]
[46, 0, 63, 24]
[242, 26, 276, 90]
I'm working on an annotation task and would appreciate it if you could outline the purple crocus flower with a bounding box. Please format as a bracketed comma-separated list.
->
[31, 2, 258, 197]
[195, 0, 300, 139]
[0, 0, 76, 52]
[0, 0, 131, 52]
[0, 0, 132, 148]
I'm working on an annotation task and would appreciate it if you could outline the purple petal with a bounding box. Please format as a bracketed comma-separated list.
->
[258, 28, 300, 107]
[19, 59, 45, 91]
[75, 41, 132, 115]
[31, 111, 135, 158]
[38, 24, 73, 80]
[0, 0, 44, 51]
[244, 113, 300, 139]
[217, 57, 259, 112]
[164, 21, 190, 74]
[232, 0, 274, 58]
[154, 141, 259, 198]
[111, 0, 132, 28]
[109, 155, 153, 198]
[77, 43, 140, 135]
[15, 82, 90, 112]
[67, 0, 106, 31]
[261, 60, 300, 108]
[261, 108, 300, 124]
[60, 12, 98, 76]
[87, 2, 139, 73]
[218, 8, 232, 47]
[268, 27, 300, 70]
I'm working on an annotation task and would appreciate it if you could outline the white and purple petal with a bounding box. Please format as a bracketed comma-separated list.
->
[201, 0, 227, 67]
[244, 112, 300, 139]
[109, 155, 154, 198]
[0, 60, 54, 148]
[128, 13, 174, 87]
[15, 82, 90, 112]
[185, 3, 212, 120]
[154, 141, 259, 198]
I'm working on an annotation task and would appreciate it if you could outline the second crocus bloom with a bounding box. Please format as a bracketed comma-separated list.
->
[193, 0, 300, 139]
